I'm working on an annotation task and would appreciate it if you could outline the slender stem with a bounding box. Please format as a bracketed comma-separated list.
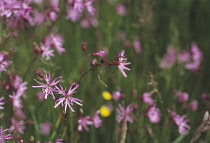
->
[77, 67, 96, 84]
[119, 118, 127, 143]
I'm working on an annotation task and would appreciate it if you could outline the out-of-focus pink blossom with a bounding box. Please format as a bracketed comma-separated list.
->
[92, 110, 102, 128]
[40, 43, 55, 60]
[78, 116, 93, 131]
[174, 90, 189, 103]
[112, 91, 122, 101]
[9, 118, 25, 134]
[0, 97, 5, 110]
[140, 92, 153, 105]
[133, 39, 141, 53]
[178, 51, 190, 63]
[189, 100, 198, 111]
[116, 4, 126, 16]
[0, 126, 13, 142]
[56, 139, 64, 143]
[160, 48, 177, 68]
[40, 122, 51, 135]
[37, 91, 45, 101]
[0, 52, 12, 72]
[169, 110, 190, 134]
[92, 51, 105, 57]
[185, 43, 202, 71]
[116, 103, 134, 123]
[147, 105, 161, 123]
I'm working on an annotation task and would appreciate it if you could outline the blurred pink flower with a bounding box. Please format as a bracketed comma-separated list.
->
[141, 92, 153, 105]
[0, 97, 5, 110]
[160, 48, 177, 68]
[133, 39, 141, 53]
[112, 91, 122, 101]
[117, 50, 131, 78]
[0, 52, 12, 72]
[37, 91, 45, 101]
[116, 4, 126, 16]
[116, 103, 134, 123]
[50, 34, 65, 54]
[9, 92, 23, 109]
[92, 51, 105, 57]
[39, 122, 51, 135]
[185, 43, 202, 71]
[92, 110, 102, 128]
[32, 72, 62, 99]
[54, 83, 82, 113]
[169, 110, 190, 134]
[189, 100, 198, 111]
[40, 43, 55, 60]
[0, 126, 12, 142]
[178, 51, 190, 63]
[9, 118, 25, 134]
[174, 90, 189, 103]
[56, 139, 64, 143]
[147, 105, 161, 123]
[78, 116, 93, 131]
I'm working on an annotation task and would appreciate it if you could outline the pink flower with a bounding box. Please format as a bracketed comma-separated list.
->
[178, 51, 190, 63]
[189, 100, 198, 111]
[141, 92, 154, 105]
[92, 110, 102, 128]
[13, 76, 28, 96]
[50, 34, 65, 54]
[117, 50, 131, 78]
[133, 39, 141, 53]
[185, 43, 202, 71]
[112, 91, 122, 101]
[56, 139, 64, 143]
[37, 91, 45, 101]
[78, 116, 93, 131]
[39, 122, 51, 135]
[54, 83, 83, 113]
[40, 43, 55, 60]
[174, 90, 189, 103]
[0, 126, 12, 142]
[0, 52, 12, 72]
[9, 118, 25, 134]
[169, 110, 190, 134]
[116, 103, 134, 123]
[32, 72, 62, 99]
[9, 92, 23, 109]
[147, 105, 161, 123]
[92, 51, 105, 57]
[0, 97, 5, 110]
[160, 48, 177, 68]
[116, 4, 126, 16]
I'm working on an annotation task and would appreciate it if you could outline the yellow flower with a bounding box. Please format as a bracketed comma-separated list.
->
[102, 91, 112, 100]
[100, 105, 111, 117]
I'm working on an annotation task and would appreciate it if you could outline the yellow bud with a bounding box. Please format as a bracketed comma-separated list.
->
[102, 91, 112, 100]
[100, 106, 111, 117]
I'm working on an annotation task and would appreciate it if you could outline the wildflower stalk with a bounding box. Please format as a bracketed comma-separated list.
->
[119, 118, 127, 143]
[190, 111, 210, 143]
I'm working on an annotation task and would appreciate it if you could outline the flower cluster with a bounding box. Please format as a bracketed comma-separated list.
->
[0, 0, 34, 28]
[139, 92, 161, 123]
[169, 110, 191, 134]
[160, 43, 202, 71]
[66, 0, 96, 22]
[78, 110, 102, 131]
[32, 70, 82, 114]
[33, 33, 65, 60]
